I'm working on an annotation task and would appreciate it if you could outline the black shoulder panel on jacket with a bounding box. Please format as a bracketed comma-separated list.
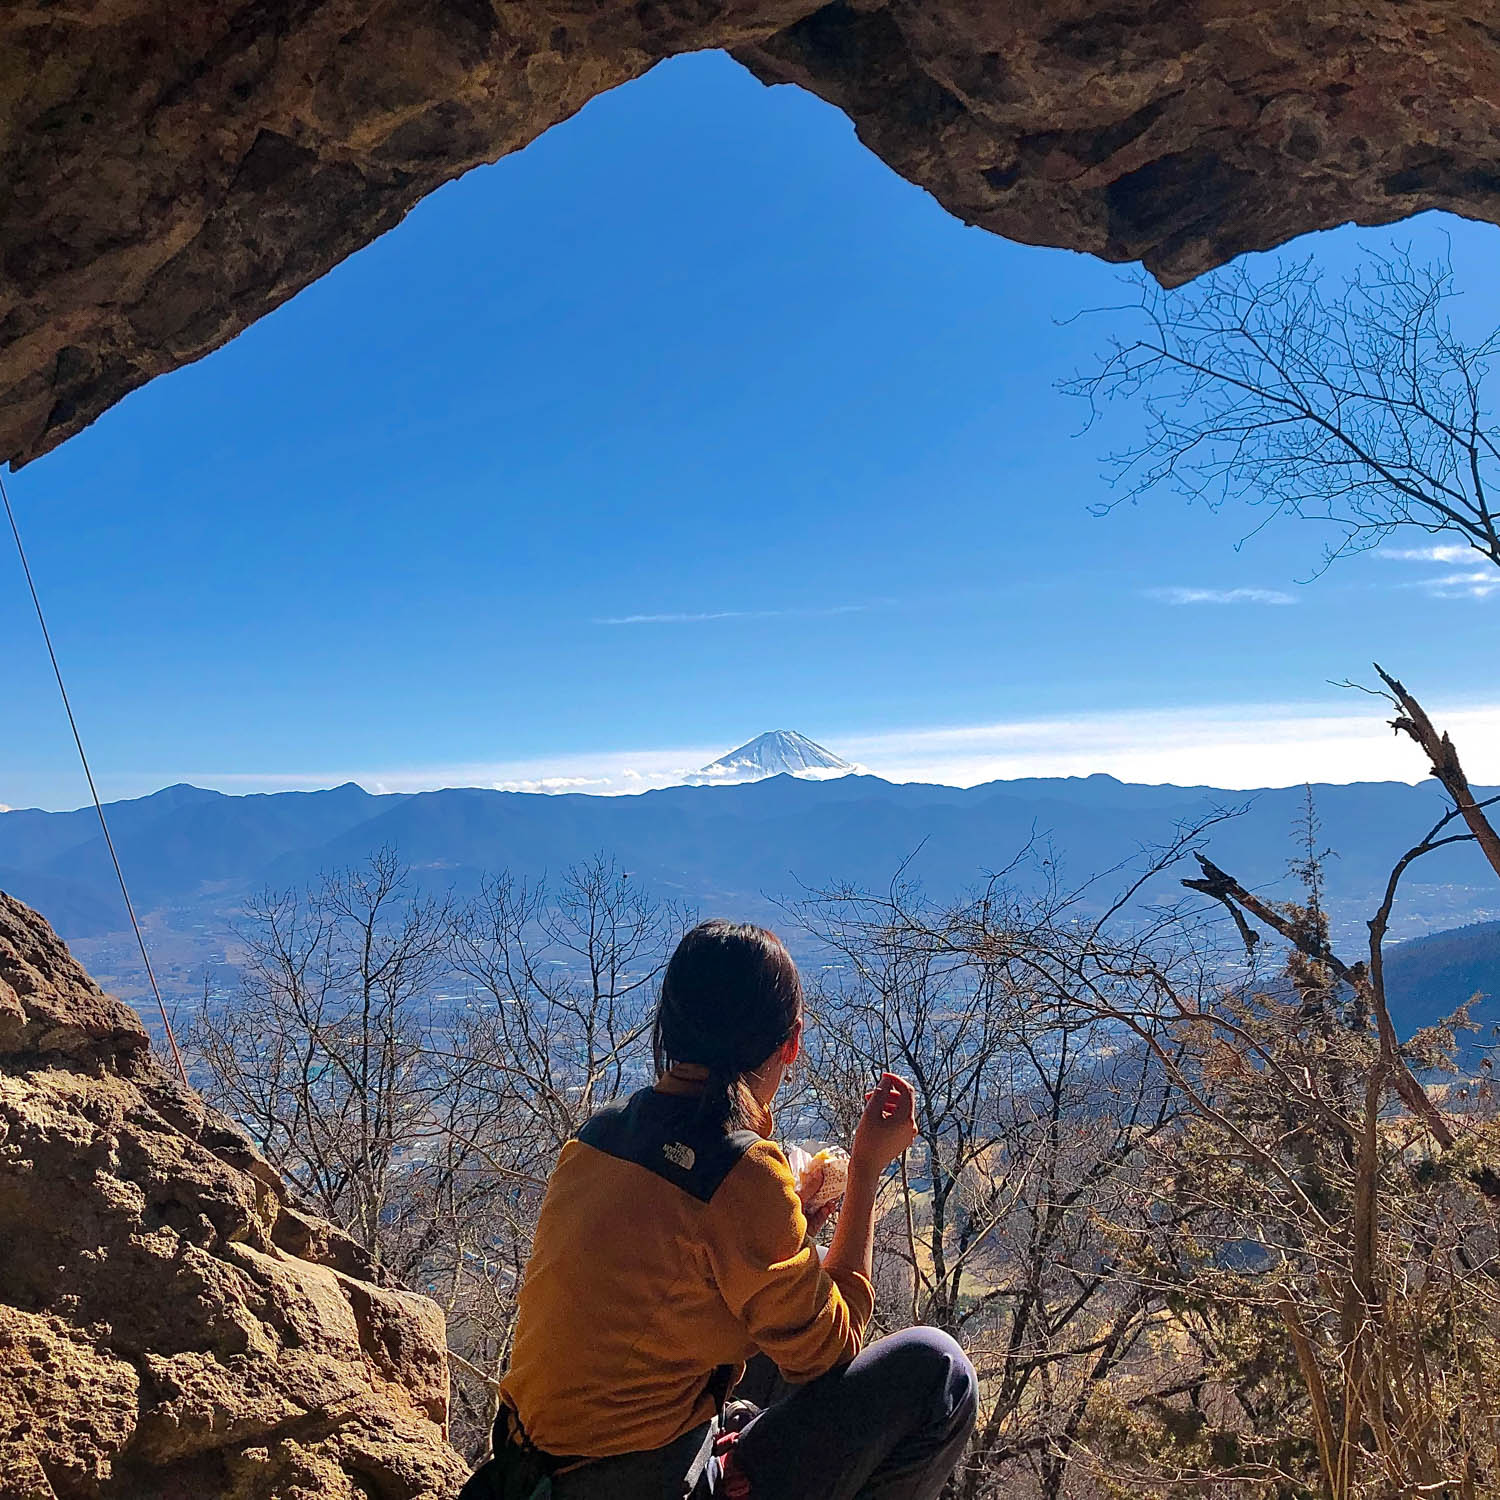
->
[578, 1089, 761, 1204]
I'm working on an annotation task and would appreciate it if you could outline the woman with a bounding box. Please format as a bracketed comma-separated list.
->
[462, 919, 977, 1500]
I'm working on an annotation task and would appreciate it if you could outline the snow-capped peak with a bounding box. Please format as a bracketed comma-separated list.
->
[686, 731, 859, 786]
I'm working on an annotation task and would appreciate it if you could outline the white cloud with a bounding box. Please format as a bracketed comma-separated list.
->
[833, 701, 1500, 789]
[595, 603, 879, 626]
[685, 762, 865, 786]
[1382, 545, 1479, 564]
[1411, 570, 1500, 600]
[493, 775, 610, 794]
[1378, 544, 1499, 598]
[600, 610, 765, 625]
[1145, 587, 1296, 606]
[184, 748, 722, 800]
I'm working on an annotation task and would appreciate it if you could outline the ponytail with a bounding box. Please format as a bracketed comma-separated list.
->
[695, 1066, 757, 1135]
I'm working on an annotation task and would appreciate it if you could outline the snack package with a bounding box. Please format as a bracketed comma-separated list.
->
[786, 1145, 850, 1215]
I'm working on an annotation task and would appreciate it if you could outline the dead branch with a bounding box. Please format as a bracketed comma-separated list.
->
[1182, 853, 1460, 1155]
[1376, 664, 1500, 882]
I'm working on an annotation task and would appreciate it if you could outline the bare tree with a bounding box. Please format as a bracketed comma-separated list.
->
[1059, 225, 1500, 1496]
[1066, 688, 1500, 1499]
[1066, 248, 1500, 571]
[190, 848, 459, 1268]
[797, 830, 1225, 1500]
[446, 854, 686, 1151]
[798, 687, 1500, 1500]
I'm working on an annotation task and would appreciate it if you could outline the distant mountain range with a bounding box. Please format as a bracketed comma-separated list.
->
[2, 767, 1497, 1036]
[4, 771, 1497, 935]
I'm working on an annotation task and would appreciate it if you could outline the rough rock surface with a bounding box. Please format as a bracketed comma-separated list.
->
[0, 890, 470, 1500]
[3, 0, 1499, 467]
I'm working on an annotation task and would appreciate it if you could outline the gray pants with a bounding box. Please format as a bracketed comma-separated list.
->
[550, 1422, 715, 1500]
[552, 1328, 978, 1500]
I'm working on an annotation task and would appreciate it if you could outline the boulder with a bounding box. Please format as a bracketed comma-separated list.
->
[0, 889, 470, 1500]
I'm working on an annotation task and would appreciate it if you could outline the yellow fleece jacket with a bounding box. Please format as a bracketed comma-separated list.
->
[498, 1068, 875, 1457]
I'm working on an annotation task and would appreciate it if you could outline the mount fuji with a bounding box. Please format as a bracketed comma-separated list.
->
[685, 730, 860, 786]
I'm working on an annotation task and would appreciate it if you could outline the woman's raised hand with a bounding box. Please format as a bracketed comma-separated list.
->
[851, 1073, 917, 1175]
[823, 1074, 916, 1284]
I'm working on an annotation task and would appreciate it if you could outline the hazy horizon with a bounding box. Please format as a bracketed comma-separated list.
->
[9, 695, 1500, 814]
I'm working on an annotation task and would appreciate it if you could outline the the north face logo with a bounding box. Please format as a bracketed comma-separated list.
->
[662, 1141, 696, 1171]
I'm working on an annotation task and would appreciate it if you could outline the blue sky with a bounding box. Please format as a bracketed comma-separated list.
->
[4, 52, 1499, 810]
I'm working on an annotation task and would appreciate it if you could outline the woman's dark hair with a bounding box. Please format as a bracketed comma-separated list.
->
[653, 920, 803, 1134]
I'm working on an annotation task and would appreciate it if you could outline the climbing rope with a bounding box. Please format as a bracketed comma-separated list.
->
[1, 471, 190, 1088]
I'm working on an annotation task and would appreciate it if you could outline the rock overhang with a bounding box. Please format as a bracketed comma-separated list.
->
[3, 0, 1498, 467]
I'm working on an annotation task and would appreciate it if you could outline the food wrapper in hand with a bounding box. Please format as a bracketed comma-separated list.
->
[786, 1144, 850, 1215]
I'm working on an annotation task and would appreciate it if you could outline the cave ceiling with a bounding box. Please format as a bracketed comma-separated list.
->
[3, 0, 1497, 466]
